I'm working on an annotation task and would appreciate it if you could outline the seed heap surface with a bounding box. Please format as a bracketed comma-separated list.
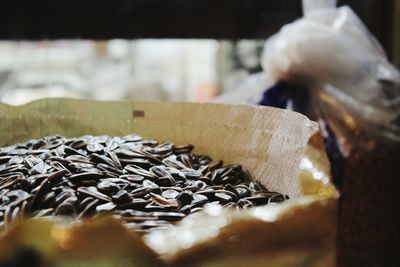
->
[0, 134, 288, 233]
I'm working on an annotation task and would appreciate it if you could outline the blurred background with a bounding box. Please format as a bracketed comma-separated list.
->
[0, 39, 264, 104]
[0, 0, 398, 105]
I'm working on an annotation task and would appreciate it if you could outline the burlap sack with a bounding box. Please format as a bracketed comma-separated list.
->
[0, 99, 338, 267]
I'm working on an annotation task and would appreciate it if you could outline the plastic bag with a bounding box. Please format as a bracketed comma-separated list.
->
[260, 1, 400, 266]
[262, 0, 400, 141]
[212, 72, 273, 104]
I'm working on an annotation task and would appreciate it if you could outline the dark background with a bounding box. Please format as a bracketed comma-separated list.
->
[0, 0, 395, 59]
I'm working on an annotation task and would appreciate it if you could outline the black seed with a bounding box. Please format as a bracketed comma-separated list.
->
[156, 176, 175, 187]
[55, 201, 76, 216]
[215, 192, 234, 204]
[112, 190, 131, 204]
[179, 205, 192, 215]
[151, 212, 186, 221]
[96, 202, 117, 212]
[176, 191, 193, 206]
[161, 189, 180, 199]
[77, 187, 111, 202]
[191, 193, 208, 207]
[87, 143, 104, 153]
[97, 181, 120, 194]
[224, 184, 239, 197]
[142, 180, 159, 190]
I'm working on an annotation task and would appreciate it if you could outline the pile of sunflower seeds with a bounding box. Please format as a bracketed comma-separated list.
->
[0, 134, 288, 233]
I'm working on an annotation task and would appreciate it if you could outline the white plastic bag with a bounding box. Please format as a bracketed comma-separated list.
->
[212, 72, 273, 104]
[262, 0, 400, 139]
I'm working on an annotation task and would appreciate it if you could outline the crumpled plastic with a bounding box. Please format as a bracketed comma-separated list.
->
[262, 0, 400, 142]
